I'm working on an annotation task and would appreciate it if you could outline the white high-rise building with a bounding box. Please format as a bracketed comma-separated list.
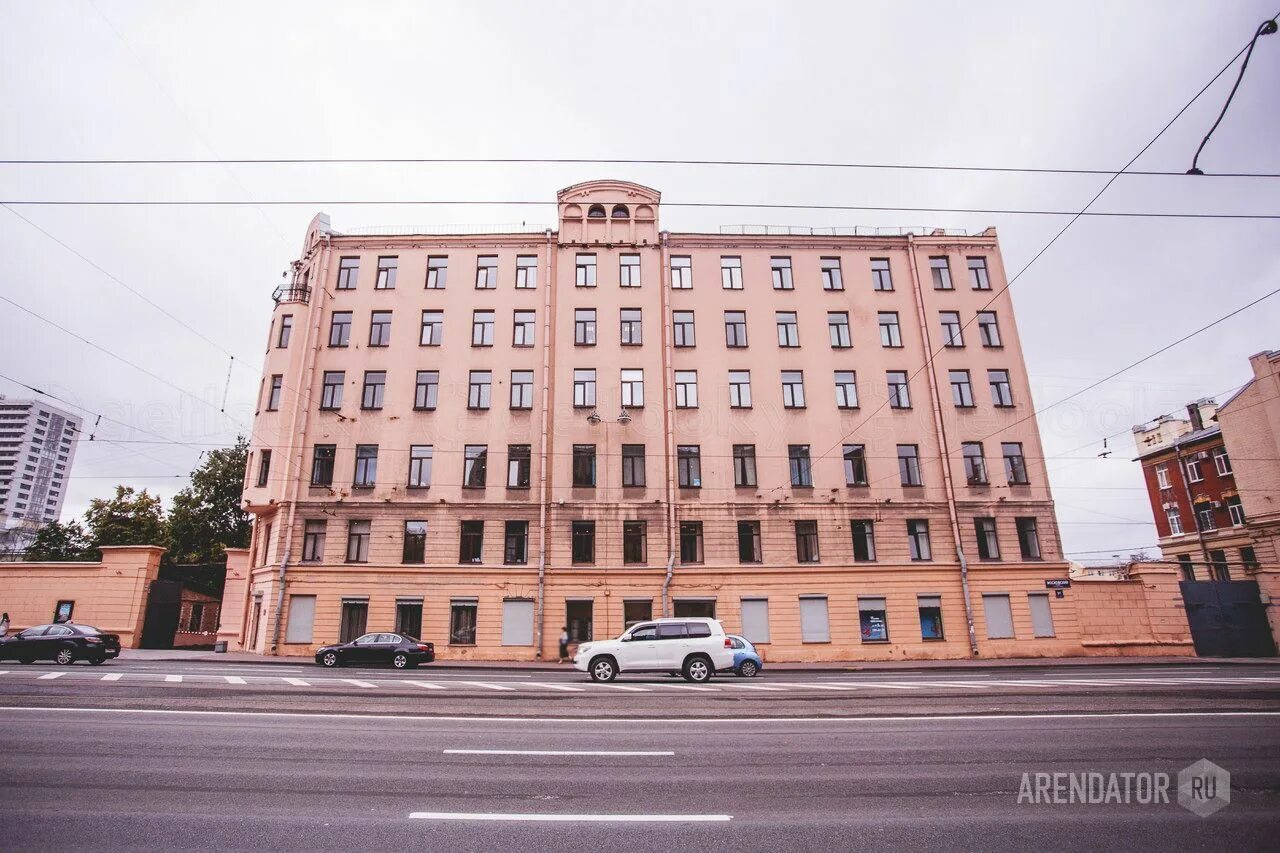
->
[0, 396, 81, 555]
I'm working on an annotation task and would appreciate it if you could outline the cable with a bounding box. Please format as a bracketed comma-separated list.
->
[1187, 14, 1279, 174]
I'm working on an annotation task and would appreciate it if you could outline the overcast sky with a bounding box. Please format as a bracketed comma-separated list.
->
[1, 1, 1277, 562]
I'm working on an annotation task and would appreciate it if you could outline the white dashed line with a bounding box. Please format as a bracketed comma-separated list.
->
[402, 680, 446, 690]
[283, 678, 311, 687]
[342, 679, 377, 688]
[462, 682, 517, 691]
[442, 749, 675, 756]
[37, 672, 66, 680]
[524, 682, 586, 692]
[164, 675, 183, 683]
[225, 676, 247, 685]
[593, 684, 651, 692]
[100, 673, 123, 682]
[409, 811, 730, 822]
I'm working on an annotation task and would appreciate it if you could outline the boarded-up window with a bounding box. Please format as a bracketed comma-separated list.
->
[799, 596, 830, 643]
[284, 595, 316, 644]
[1028, 593, 1055, 638]
[502, 599, 535, 646]
[740, 598, 770, 644]
[983, 594, 1015, 639]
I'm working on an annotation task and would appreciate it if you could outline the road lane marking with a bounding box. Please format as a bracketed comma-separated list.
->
[224, 676, 247, 685]
[403, 680, 447, 690]
[442, 749, 675, 756]
[718, 682, 786, 691]
[164, 675, 183, 683]
[462, 682, 517, 691]
[768, 682, 856, 691]
[100, 674, 123, 681]
[408, 811, 731, 822]
[825, 682, 922, 690]
[37, 672, 66, 680]
[524, 682, 586, 692]
[342, 679, 377, 688]
[648, 683, 718, 692]
[283, 678, 311, 686]
[593, 684, 651, 692]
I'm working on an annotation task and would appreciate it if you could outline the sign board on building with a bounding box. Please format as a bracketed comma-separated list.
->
[1044, 579, 1071, 589]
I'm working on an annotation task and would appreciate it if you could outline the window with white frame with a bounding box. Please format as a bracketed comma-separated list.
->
[828, 312, 851, 348]
[1214, 449, 1232, 477]
[475, 255, 498, 289]
[776, 311, 799, 347]
[821, 257, 843, 291]
[771, 257, 794, 290]
[619, 253, 641, 287]
[425, 255, 448, 289]
[781, 371, 805, 408]
[620, 308, 643, 345]
[835, 370, 858, 409]
[724, 311, 748, 347]
[878, 312, 902, 347]
[573, 369, 596, 408]
[721, 256, 742, 289]
[620, 369, 644, 408]
[514, 255, 536, 289]
[574, 308, 596, 345]
[510, 370, 534, 410]
[675, 370, 698, 408]
[673, 311, 696, 347]
[670, 255, 692, 289]
[513, 310, 536, 347]
[1155, 464, 1170, 490]
[575, 253, 596, 287]
[728, 370, 752, 408]
[940, 311, 963, 347]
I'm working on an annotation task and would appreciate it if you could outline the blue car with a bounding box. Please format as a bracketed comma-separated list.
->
[727, 634, 763, 677]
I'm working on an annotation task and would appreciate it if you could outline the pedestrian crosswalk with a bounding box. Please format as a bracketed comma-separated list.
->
[0, 668, 1277, 696]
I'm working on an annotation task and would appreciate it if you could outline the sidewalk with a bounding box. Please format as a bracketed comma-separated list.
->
[119, 648, 1277, 671]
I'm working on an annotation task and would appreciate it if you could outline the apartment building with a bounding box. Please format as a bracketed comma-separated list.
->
[234, 179, 1076, 661]
[0, 397, 81, 556]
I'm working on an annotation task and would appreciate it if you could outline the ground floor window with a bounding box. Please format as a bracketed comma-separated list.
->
[1177, 554, 1195, 582]
[396, 599, 424, 638]
[917, 595, 944, 640]
[858, 596, 888, 642]
[1027, 593, 1055, 638]
[566, 600, 594, 643]
[54, 600, 74, 623]
[450, 600, 478, 645]
[798, 596, 829, 643]
[740, 598, 770, 644]
[982, 594, 1015, 639]
[186, 602, 206, 632]
[623, 599, 652, 628]
[1209, 549, 1230, 581]
[285, 595, 316, 644]
[501, 599, 535, 646]
[340, 599, 368, 643]
[674, 599, 715, 618]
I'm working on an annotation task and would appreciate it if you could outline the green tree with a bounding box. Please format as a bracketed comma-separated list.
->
[166, 436, 251, 564]
[84, 485, 168, 557]
[23, 520, 93, 562]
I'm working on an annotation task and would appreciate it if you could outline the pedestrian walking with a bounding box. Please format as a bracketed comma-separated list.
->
[558, 626, 570, 663]
[0, 612, 8, 637]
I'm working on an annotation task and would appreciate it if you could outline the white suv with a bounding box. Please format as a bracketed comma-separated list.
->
[573, 618, 736, 683]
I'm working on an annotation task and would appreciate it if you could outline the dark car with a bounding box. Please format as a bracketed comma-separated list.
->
[315, 633, 435, 669]
[0, 623, 121, 665]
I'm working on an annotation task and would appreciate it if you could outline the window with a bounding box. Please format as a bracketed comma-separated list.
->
[977, 311, 1002, 347]
[403, 521, 427, 564]
[724, 311, 748, 347]
[871, 258, 893, 291]
[311, 445, 335, 486]
[878, 312, 902, 347]
[507, 310, 536, 347]
[950, 370, 974, 407]
[507, 444, 531, 488]
[828, 312, 852, 348]
[472, 310, 495, 346]
[302, 521, 326, 562]
[673, 311, 696, 347]
[799, 596, 830, 643]
[968, 257, 991, 290]
[507, 253, 537, 289]
[463, 445, 488, 488]
[1166, 506, 1184, 535]
[821, 257, 843, 291]
[1242, 546, 1260, 570]
[336, 256, 359, 289]
[619, 253, 641, 287]
[369, 311, 392, 346]
[962, 442, 988, 485]
[256, 449, 271, 487]
[450, 600, 478, 644]
[781, 370, 805, 408]
[728, 370, 752, 408]
[721, 256, 742, 289]
[1155, 464, 1171, 490]
[375, 256, 397, 289]
[576, 253, 596, 287]
[1186, 457, 1203, 483]
[503, 521, 529, 564]
[396, 600, 424, 639]
[621, 444, 646, 487]
[859, 597, 888, 642]
[831, 370, 859, 410]
[675, 370, 698, 408]
[571, 307, 597, 346]
[475, 255, 498, 289]
[1003, 442, 1028, 485]
[679, 521, 704, 563]
[930, 256, 953, 290]
[414, 370, 439, 410]
[789, 445, 813, 487]
[620, 308, 643, 345]
[459, 522, 484, 564]
[887, 371, 910, 408]
[620, 368, 644, 408]
[573, 368, 597, 407]
[989, 370, 1014, 406]
[426, 255, 448, 289]
[940, 311, 963, 347]
[339, 600, 367, 643]
[851, 519, 876, 561]
[843, 444, 868, 486]
[353, 445, 378, 487]
[975, 517, 1001, 560]
[329, 311, 352, 347]
[1016, 517, 1042, 559]
[898, 444, 922, 486]
[611, 204, 629, 220]
[908, 519, 932, 560]
[737, 520, 762, 563]
[510, 370, 534, 410]
[357, 371, 384, 410]
[1227, 495, 1245, 526]
[1210, 549, 1230, 581]
[408, 445, 433, 488]
[420, 310, 443, 345]
[771, 257, 794, 290]
[468, 370, 492, 409]
[1178, 553, 1195, 581]
[572, 444, 596, 487]
[788, 519, 819, 562]
[1028, 593, 1055, 638]
[670, 255, 692, 289]
[677, 445, 702, 487]
[346, 520, 370, 563]
[776, 311, 799, 347]
[266, 375, 283, 411]
[587, 204, 606, 219]
[918, 595, 944, 640]
[277, 315, 292, 348]
[623, 521, 647, 564]
[1198, 506, 1217, 532]
[571, 521, 596, 564]
[733, 444, 757, 487]
[1214, 448, 1233, 476]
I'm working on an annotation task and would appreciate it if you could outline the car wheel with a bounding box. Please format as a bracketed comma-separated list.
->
[392, 653, 409, 669]
[55, 647, 76, 666]
[89, 657, 106, 666]
[589, 656, 617, 682]
[738, 660, 759, 678]
[320, 651, 339, 668]
[683, 655, 712, 683]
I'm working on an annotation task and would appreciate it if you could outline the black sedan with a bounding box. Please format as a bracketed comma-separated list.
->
[315, 633, 435, 669]
[0, 623, 121, 665]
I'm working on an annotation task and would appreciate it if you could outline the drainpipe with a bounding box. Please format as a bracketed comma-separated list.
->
[533, 229, 555, 658]
[905, 235, 979, 656]
[1175, 442, 1213, 577]
[658, 231, 676, 616]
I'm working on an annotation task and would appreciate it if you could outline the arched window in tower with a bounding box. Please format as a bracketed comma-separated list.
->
[611, 204, 630, 220]
[587, 204, 607, 219]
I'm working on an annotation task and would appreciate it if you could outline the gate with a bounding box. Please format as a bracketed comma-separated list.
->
[139, 579, 183, 649]
[1179, 580, 1276, 657]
